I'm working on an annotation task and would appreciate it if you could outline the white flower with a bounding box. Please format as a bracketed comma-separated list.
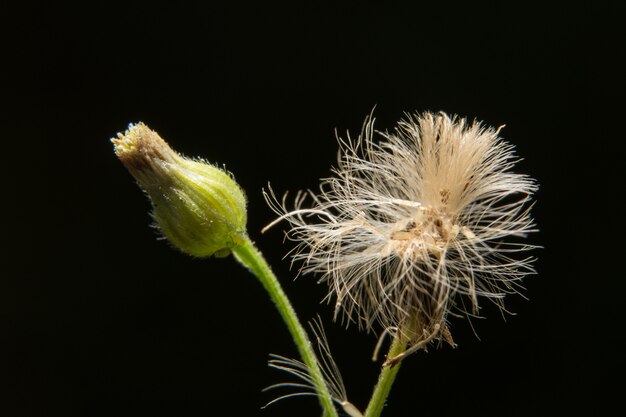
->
[265, 111, 537, 360]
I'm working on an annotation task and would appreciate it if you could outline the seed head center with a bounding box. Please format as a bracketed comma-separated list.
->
[390, 206, 459, 257]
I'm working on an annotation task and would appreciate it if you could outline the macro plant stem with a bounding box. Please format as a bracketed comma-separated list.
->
[364, 336, 409, 417]
[232, 235, 339, 417]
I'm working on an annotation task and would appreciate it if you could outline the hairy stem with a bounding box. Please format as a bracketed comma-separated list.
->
[232, 235, 339, 417]
[363, 336, 409, 417]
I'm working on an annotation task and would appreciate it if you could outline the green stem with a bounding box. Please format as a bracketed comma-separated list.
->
[232, 235, 339, 417]
[363, 336, 408, 417]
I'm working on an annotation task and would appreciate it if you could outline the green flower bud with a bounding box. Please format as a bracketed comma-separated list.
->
[112, 122, 247, 257]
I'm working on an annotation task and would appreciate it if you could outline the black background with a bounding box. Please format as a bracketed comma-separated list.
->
[3, 1, 624, 416]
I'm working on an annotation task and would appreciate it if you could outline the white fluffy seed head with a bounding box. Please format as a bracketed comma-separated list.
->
[265, 111, 537, 350]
